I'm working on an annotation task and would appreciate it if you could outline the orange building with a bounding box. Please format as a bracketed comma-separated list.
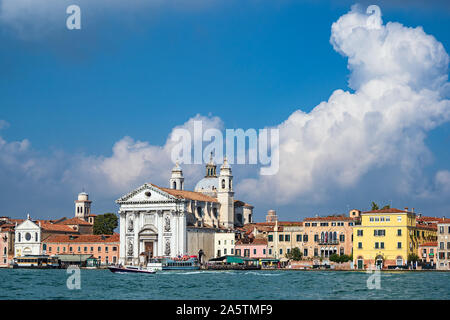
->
[302, 214, 358, 258]
[42, 233, 120, 265]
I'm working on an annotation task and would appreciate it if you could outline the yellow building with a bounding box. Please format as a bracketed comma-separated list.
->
[353, 207, 431, 270]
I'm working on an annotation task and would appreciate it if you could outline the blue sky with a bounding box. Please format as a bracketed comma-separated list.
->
[0, 0, 449, 221]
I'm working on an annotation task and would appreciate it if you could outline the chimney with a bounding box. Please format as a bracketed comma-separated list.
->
[404, 207, 409, 212]
[411, 208, 415, 213]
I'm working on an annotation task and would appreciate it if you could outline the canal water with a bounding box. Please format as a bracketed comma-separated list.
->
[0, 269, 448, 300]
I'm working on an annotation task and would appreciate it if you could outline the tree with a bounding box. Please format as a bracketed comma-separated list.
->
[408, 253, 419, 264]
[371, 202, 379, 210]
[381, 204, 391, 210]
[329, 254, 352, 263]
[93, 213, 118, 235]
[286, 247, 303, 261]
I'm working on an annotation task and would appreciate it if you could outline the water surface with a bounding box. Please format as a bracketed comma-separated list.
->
[0, 269, 448, 300]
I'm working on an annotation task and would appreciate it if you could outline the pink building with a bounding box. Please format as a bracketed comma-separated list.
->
[42, 233, 120, 265]
[0, 222, 15, 267]
[235, 237, 268, 259]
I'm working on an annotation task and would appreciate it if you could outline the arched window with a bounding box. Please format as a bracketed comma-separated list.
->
[18, 233, 21, 242]
[172, 181, 177, 189]
[222, 179, 225, 189]
[43, 244, 47, 251]
[333, 232, 337, 241]
[320, 232, 324, 242]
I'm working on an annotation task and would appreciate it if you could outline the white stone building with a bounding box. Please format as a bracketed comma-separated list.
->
[116, 156, 254, 265]
[14, 216, 42, 257]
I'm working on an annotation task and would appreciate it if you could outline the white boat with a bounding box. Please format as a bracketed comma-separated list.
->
[108, 265, 157, 274]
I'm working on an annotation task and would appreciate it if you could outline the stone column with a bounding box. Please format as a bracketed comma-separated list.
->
[119, 210, 126, 264]
[133, 211, 139, 265]
[157, 210, 164, 256]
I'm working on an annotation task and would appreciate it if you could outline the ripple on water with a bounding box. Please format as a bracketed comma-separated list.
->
[0, 269, 449, 299]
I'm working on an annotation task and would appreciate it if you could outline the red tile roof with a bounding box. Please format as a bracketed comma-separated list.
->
[151, 184, 219, 203]
[57, 218, 92, 226]
[419, 242, 437, 247]
[43, 233, 119, 243]
[415, 223, 437, 231]
[40, 223, 76, 232]
[303, 216, 355, 222]
[363, 208, 409, 214]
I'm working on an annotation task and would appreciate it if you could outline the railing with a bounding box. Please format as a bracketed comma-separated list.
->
[318, 240, 339, 245]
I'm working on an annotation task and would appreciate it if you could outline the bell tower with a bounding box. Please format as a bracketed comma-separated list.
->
[218, 157, 234, 228]
[75, 192, 91, 221]
[169, 161, 184, 190]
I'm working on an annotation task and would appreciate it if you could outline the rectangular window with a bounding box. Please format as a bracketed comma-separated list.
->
[224, 240, 227, 245]
[440, 242, 444, 250]
[48, 247, 52, 252]
[287, 248, 291, 254]
[357, 230, 363, 236]
[268, 249, 272, 255]
[279, 235, 283, 242]
[397, 242, 402, 249]
[231, 248, 234, 255]
[375, 242, 379, 249]
[370, 217, 374, 222]
[314, 234, 319, 242]
[339, 234, 345, 242]
[375, 217, 379, 222]
[380, 242, 385, 249]
[303, 235, 308, 242]
[397, 216, 402, 222]
[296, 234, 301, 242]
[105, 247, 109, 252]
[69, 247, 72, 252]
[285, 235, 290, 242]
[98, 247, 101, 252]
[90, 247, 93, 252]
[358, 242, 362, 249]
[303, 249, 308, 257]
[236, 249, 241, 256]
[253, 249, 256, 255]
[224, 249, 227, 255]
[386, 217, 390, 222]
[279, 249, 283, 255]
[397, 229, 402, 236]
[262, 249, 266, 255]
[268, 235, 273, 242]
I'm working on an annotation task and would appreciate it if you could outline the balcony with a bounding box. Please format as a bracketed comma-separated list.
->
[318, 240, 339, 245]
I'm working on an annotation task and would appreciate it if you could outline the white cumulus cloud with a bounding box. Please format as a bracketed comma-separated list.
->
[238, 5, 450, 206]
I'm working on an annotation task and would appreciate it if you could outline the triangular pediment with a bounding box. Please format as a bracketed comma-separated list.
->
[16, 219, 39, 230]
[115, 183, 177, 204]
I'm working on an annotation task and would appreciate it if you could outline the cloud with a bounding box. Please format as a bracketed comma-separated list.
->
[238, 5, 450, 207]
[61, 114, 224, 196]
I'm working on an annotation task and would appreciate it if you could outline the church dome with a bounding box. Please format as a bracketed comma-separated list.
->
[194, 177, 218, 193]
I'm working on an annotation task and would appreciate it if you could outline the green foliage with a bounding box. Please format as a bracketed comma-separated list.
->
[329, 254, 352, 263]
[381, 205, 391, 210]
[286, 247, 303, 261]
[408, 253, 419, 263]
[93, 213, 118, 235]
[371, 202, 379, 210]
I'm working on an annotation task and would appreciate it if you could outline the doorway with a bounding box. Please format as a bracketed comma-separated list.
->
[145, 241, 154, 258]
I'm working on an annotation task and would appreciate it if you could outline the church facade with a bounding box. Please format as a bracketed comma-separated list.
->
[116, 156, 253, 265]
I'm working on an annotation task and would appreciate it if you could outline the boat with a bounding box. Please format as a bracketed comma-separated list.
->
[13, 255, 60, 269]
[108, 265, 156, 274]
[147, 255, 200, 271]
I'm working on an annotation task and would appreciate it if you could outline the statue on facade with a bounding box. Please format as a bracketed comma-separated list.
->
[164, 239, 171, 256]
[127, 238, 133, 256]
[128, 217, 134, 232]
[164, 215, 171, 232]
